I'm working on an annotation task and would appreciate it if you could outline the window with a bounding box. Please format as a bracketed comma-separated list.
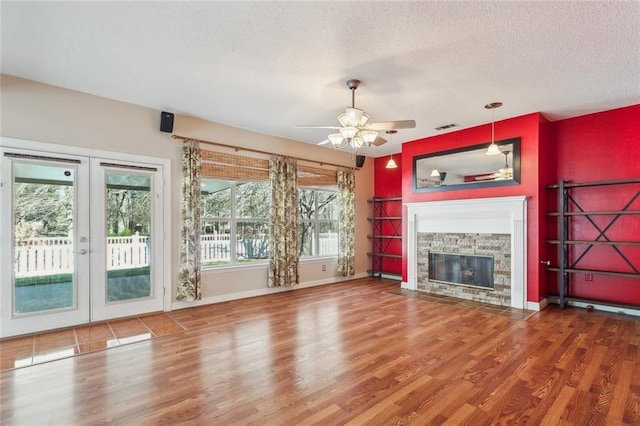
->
[201, 179, 270, 266]
[197, 149, 339, 266]
[298, 188, 339, 258]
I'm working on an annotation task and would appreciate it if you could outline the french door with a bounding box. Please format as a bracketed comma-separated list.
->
[0, 148, 165, 337]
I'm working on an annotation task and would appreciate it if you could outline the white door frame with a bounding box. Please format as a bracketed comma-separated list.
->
[0, 137, 172, 338]
[90, 159, 165, 321]
[0, 149, 91, 336]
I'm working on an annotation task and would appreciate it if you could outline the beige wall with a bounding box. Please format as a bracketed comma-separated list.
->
[1, 75, 374, 308]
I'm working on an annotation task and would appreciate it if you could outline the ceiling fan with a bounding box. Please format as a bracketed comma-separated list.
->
[471, 150, 513, 181]
[296, 79, 416, 152]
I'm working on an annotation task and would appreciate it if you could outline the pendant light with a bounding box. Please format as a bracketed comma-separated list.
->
[485, 102, 503, 155]
[385, 130, 398, 169]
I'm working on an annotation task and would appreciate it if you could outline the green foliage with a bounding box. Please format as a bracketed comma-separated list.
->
[15, 273, 73, 287]
[14, 182, 73, 238]
[16, 267, 151, 287]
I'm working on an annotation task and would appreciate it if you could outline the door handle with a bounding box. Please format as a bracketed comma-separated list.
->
[75, 249, 88, 255]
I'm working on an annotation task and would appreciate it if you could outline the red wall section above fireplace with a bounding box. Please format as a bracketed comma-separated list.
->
[401, 113, 544, 303]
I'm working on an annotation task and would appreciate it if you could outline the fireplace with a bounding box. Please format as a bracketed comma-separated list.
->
[405, 196, 528, 309]
[429, 252, 494, 288]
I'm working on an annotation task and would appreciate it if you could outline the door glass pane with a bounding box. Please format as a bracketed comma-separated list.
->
[105, 171, 152, 302]
[13, 163, 75, 314]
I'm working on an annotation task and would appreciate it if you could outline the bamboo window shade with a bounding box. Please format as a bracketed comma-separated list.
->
[201, 150, 269, 181]
[201, 149, 337, 186]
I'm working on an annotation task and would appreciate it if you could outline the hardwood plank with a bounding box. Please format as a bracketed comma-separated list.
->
[2, 278, 640, 425]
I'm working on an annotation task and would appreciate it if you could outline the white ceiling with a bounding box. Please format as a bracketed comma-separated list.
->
[2, 1, 639, 157]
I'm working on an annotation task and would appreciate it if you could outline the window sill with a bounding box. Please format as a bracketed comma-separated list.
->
[201, 256, 338, 273]
[202, 262, 268, 274]
[300, 256, 338, 264]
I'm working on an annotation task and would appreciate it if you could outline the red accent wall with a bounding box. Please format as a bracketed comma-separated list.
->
[374, 155, 403, 197]
[552, 104, 640, 304]
[401, 113, 546, 302]
[373, 155, 403, 275]
[373, 104, 640, 306]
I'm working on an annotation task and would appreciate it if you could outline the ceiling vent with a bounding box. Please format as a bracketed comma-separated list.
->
[435, 123, 459, 131]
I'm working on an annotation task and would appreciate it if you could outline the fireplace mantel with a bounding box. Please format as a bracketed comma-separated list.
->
[404, 196, 528, 309]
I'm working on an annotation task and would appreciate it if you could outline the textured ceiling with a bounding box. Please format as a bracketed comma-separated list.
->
[2, 1, 639, 157]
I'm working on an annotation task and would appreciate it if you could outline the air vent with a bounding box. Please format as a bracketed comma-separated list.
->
[435, 123, 459, 131]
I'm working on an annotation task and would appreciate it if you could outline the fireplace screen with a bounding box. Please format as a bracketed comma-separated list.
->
[429, 252, 494, 288]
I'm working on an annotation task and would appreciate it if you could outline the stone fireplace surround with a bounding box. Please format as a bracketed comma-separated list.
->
[404, 196, 528, 309]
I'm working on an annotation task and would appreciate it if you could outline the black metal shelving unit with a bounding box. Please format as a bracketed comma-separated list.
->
[546, 178, 640, 308]
[367, 197, 402, 279]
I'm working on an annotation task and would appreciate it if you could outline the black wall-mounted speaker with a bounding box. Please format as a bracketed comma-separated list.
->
[355, 155, 366, 168]
[160, 111, 174, 133]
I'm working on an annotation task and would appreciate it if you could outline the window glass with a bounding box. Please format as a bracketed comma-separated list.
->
[236, 221, 270, 262]
[201, 180, 231, 218]
[298, 189, 338, 258]
[318, 221, 339, 256]
[317, 191, 338, 220]
[236, 182, 270, 218]
[201, 179, 270, 266]
[298, 223, 315, 257]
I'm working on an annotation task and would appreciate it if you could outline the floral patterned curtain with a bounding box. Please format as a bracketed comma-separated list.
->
[268, 156, 299, 287]
[177, 139, 202, 301]
[337, 168, 355, 277]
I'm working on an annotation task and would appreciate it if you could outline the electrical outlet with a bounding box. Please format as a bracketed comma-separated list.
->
[322, 265, 326, 272]
[585, 273, 593, 281]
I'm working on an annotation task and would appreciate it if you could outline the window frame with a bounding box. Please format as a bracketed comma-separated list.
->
[200, 179, 271, 268]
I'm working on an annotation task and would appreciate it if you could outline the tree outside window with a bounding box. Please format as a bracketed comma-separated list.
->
[298, 189, 338, 257]
[200, 179, 270, 266]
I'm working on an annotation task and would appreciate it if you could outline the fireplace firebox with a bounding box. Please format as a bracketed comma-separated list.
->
[429, 252, 494, 289]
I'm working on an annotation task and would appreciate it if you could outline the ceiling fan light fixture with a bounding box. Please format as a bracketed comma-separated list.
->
[499, 150, 513, 178]
[351, 136, 364, 149]
[328, 133, 343, 146]
[360, 130, 378, 145]
[339, 126, 358, 140]
[297, 79, 415, 154]
[338, 107, 369, 127]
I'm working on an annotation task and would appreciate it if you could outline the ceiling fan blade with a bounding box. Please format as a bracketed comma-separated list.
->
[294, 124, 341, 130]
[372, 136, 387, 146]
[368, 120, 416, 130]
[318, 139, 330, 146]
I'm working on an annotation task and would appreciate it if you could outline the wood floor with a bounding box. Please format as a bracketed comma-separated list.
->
[2, 277, 640, 425]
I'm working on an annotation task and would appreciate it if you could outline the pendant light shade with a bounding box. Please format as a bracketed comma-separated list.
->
[360, 130, 378, 146]
[385, 157, 398, 169]
[340, 126, 358, 140]
[486, 142, 502, 155]
[328, 133, 343, 146]
[385, 130, 398, 169]
[484, 102, 503, 155]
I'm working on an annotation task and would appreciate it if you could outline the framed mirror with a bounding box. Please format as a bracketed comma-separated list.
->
[413, 137, 521, 192]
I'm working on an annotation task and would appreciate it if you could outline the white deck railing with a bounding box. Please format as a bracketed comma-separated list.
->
[14, 236, 151, 278]
[15, 232, 339, 277]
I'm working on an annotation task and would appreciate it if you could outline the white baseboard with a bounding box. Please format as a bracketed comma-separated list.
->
[401, 281, 416, 290]
[171, 272, 368, 311]
[526, 298, 548, 312]
[547, 296, 640, 317]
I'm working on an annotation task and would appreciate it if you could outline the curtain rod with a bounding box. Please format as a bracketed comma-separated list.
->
[172, 135, 357, 170]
